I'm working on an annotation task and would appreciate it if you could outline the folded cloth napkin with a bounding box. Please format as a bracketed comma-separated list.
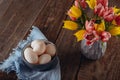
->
[0, 26, 61, 80]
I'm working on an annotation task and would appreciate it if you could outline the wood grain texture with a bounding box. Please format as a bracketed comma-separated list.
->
[0, 71, 17, 80]
[56, 29, 81, 80]
[0, 0, 13, 19]
[33, 0, 74, 43]
[0, 0, 49, 61]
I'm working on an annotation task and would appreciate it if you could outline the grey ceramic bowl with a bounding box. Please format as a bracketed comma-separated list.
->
[21, 40, 59, 71]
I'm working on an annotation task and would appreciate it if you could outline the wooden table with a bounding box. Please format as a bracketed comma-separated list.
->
[0, 0, 120, 80]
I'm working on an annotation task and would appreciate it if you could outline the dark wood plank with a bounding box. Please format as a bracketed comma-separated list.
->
[0, 0, 13, 19]
[0, 71, 17, 80]
[0, 0, 49, 61]
[78, 0, 120, 80]
[33, 0, 74, 43]
[56, 29, 81, 80]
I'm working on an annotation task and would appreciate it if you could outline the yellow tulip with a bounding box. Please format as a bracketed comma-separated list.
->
[95, 20, 105, 32]
[113, 6, 120, 13]
[117, 13, 120, 16]
[74, 30, 86, 41]
[86, 0, 96, 9]
[68, 5, 82, 19]
[63, 21, 78, 30]
[109, 26, 120, 36]
[112, 20, 117, 25]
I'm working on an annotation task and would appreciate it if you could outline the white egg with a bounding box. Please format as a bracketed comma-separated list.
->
[38, 54, 51, 64]
[45, 44, 56, 56]
[24, 47, 38, 64]
[31, 40, 46, 55]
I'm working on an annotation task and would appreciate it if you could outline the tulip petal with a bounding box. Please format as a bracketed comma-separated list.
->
[67, 10, 77, 20]
[96, 20, 105, 32]
[112, 20, 117, 25]
[101, 31, 111, 42]
[86, 0, 96, 9]
[113, 6, 120, 13]
[74, 30, 86, 41]
[109, 27, 120, 36]
[115, 15, 120, 25]
[70, 6, 82, 18]
[63, 21, 78, 30]
[74, 1, 79, 8]
[85, 20, 95, 32]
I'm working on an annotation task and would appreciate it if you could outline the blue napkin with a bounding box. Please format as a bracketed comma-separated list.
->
[0, 26, 61, 80]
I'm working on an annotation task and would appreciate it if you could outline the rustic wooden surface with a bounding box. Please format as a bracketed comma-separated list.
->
[0, 0, 120, 80]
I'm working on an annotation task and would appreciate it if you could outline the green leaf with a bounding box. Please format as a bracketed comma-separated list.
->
[95, 20, 101, 24]
[117, 35, 120, 38]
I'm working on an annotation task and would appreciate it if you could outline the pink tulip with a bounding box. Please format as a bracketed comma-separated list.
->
[97, 0, 108, 7]
[95, 0, 115, 22]
[84, 30, 99, 45]
[101, 31, 111, 42]
[115, 15, 120, 25]
[74, 0, 87, 9]
[95, 4, 114, 22]
[103, 8, 114, 22]
[74, 0, 79, 8]
[94, 3, 105, 17]
[85, 20, 95, 32]
[80, 0, 87, 9]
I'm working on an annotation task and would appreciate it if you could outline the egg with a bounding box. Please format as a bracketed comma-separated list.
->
[24, 47, 38, 64]
[31, 40, 46, 55]
[45, 44, 56, 56]
[38, 54, 51, 64]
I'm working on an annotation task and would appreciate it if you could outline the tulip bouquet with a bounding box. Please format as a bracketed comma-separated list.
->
[63, 0, 120, 46]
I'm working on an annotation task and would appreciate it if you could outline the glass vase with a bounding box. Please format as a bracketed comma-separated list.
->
[80, 39, 107, 60]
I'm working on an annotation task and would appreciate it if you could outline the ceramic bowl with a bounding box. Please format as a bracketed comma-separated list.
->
[21, 40, 58, 71]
